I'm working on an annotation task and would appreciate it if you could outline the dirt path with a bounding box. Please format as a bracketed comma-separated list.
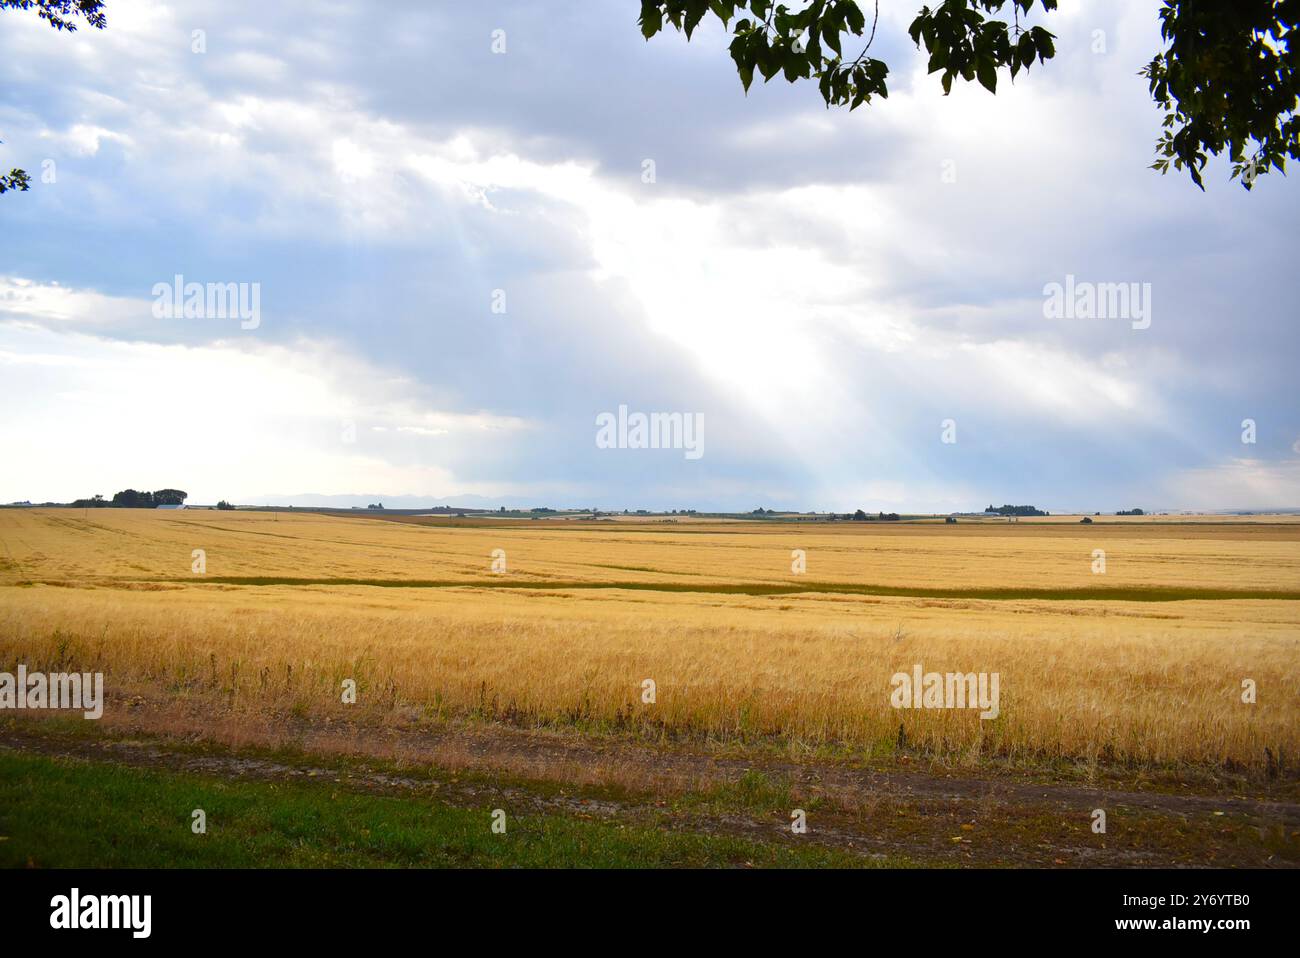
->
[3, 714, 1296, 868]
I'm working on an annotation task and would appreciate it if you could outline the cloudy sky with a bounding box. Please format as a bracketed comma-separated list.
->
[1, 0, 1296, 512]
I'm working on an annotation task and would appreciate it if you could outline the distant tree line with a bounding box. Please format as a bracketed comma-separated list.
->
[71, 488, 188, 508]
[985, 504, 1048, 517]
[1116, 508, 1145, 516]
[752, 507, 904, 521]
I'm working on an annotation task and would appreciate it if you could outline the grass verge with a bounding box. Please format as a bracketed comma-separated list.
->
[0, 749, 881, 869]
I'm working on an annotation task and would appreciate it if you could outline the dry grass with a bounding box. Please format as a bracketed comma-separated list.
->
[0, 509, 1296, 770]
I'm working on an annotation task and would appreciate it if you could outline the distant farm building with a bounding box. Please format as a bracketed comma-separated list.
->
[156, 504, 188, 510]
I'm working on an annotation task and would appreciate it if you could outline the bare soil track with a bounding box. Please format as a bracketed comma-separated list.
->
[3, 714, 1296, 868]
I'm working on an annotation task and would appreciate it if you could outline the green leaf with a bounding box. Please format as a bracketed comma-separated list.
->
[708, 0, 736, 25]
[821, 20, 842, 55]
[639, 2, 663, 40]
[1032, 27, 1055, 61]
[844, 1, 865, 35]
[783, 47, 803, 82]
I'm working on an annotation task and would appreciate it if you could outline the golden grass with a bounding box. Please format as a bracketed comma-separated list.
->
[1, 509, 1297, 769]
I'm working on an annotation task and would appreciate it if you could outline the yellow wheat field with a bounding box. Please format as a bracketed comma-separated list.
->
[1, 509, 1297, 768]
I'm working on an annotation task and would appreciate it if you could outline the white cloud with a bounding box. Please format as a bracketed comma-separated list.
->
[40, 123, 130, 156]
[1163, 460, 1300, 511]
[0, 0, 1293, 510]
[0, 277, 144, 328]
[0, 319, 531, 504]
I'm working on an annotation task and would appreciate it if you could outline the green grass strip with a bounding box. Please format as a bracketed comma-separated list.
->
[0, 750, 880, 869]
[129, 577, 1300, 602]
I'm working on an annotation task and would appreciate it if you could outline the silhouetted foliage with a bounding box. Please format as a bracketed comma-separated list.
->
[639, 1, 1298, 189]
[0, 1, 105, 31]
[0, 1, 107, 197]
[0, 169, 31, 195]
